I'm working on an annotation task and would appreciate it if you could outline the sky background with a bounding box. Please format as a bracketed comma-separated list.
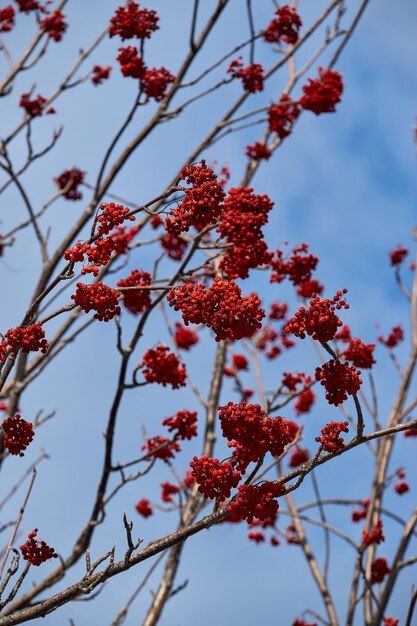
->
[0, 1, 416, 625]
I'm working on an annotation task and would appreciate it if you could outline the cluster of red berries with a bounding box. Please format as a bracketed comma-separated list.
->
[292, 620, 318, 626]
[351, 499, 369, 523]
[20, 530, 58, 566]
[370, 557, 391, 584]
[227, 59, 264, 93]
[315, 421, 349, 452]
[117, 270, 152, 315]
[39, 9, 67, 41]
[245, 141, 271, 161]
[111, 224, 140, 255]
[161, 482, 180, 502]
[64, 239, 111, 275]
[142, 435, 181, 461]
[190, 456, 241, 502]
[263, 5, 302, 44]
[141, 67, 176, 101]
[285, 290, 348, 343]
[294, 385, 315, 416]
[0, 6, 14, 31]
[269, 302, 288, 321]
[389, 245, 409, 266]
[394, 480, 410, 495]
[343, 338, 375, 369]
[160, 233, 188, 261]
[223, 353, 249, 377]
[162, 410, 198, 440]
[15, 0, 43, 11]
[116, 46, 146, 78]
[1, 322, 49, 358]
[270, 243, 319, 287]
[135, 498, 153, 517]
[289, 447, 310, 468]
[228, 482, 285, 524]
[55, 168, 85, 200]
[71, 282, 121, 321]
[173, 322, 199, 350]
[91, 65, 112, 85]
[116, 46, 175, 100]
[378, 324, 404, 348]
[141, 344, 186, 388]
[315, 360, 362, 406]
[362, 519, 384, 546]
[19, 93, 48, 117]
[109, 2, 159, 40]
[268, 95, 301, 139]
[96, 202, 135, 236]
[168, 277, 265, 342]
[217, 187, 273, 279]
[165, 161, 225, 235]
[2, 414, 34, 456]
[218, 401, 293, 471]
[300, 67, 343, 115]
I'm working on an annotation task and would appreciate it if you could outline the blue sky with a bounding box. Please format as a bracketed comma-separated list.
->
[0, 1, 416, 625]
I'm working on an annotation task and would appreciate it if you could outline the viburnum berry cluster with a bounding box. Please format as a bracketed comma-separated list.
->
[162, 410, 198, 440]
[160, 482, 180, 502]
[299, 67, 344, 115]
[1, 322, 49, 357]
[285, 290, 349, 343]
[267, 95, 301, 139]
[55, 168, 85, 200]
[0, 6, 14, 32]
[289, 446, 310, 468]
[362, 519, 385, 546]
[96, 202, 135, 236]
[370, 557, 391, 584]
[91, 65, 112, 85]
[378, 324, 404, 348]
[39, 9, 67, 42]
[218, 401, 293, 471]
[217, 186, 273, 279]
[270, 243, 321, 292]
[245, 141, 271, 161]
[71, 282, 121, 321]
[343, 337, 375, 369]
[15, 0, 43, 11]
[389, 245, 409, 266]
[351, 499, 369, 523]
[173, 323, 199, 350]
[117, 270, 152, 315]
[227, 59, 264, 93]
[228, 482, 285, 524]
[109, 2, 159, 40]
[189, 456, 241, 502]
[20, 529, 58, 566]
[135, 498, 153, 517]
[142, 435, 181, 461]
[315, 360, 362, 406]
[263, 5, 302, 44]
[141, 67, 176, 101]
[167, 277, 265, 342]
[315, 421, 349, 452]
[160, 232, 188, 261]
[140, 344, 186, 388]
[116, 46, 146, 78]
[19, 93, 47, 117]
[2, 414, 34, 456]
[116, 46, 175, 99]
[165, 161, 225, 235]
